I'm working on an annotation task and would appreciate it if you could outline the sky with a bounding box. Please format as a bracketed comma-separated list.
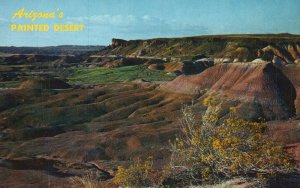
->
[0, 0, 300, 46]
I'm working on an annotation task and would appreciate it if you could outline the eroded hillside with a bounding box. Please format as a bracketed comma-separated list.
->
[98, 34, 300, 64]
[1, 34, 300, 187]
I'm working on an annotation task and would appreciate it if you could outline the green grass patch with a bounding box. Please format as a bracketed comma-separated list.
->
[68, 65, 176, 85]
[0, 80, 22, 88]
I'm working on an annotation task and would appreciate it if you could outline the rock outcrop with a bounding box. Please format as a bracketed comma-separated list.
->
[111, 38, 129, 48]
[98, 34, 300, 63]
[182, 58, 214, 75]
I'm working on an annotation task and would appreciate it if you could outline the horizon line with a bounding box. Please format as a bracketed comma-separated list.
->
[2, 32, 300, 48]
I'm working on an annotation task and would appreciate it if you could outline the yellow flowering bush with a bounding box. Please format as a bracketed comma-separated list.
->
[170, 95, 295, 184]
[113, 95, 296, 187]
[114, 157, 162, 187]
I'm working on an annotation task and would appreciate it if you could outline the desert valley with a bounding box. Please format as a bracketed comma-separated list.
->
[0, 34, 300, 187]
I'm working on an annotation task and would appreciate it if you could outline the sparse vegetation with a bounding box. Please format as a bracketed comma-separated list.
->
[114, 157, 163, 187]
[68, 65, 176, 85]
[70, 171, 103, 188]
[168, 95, 295, 186]
[114, 95, 296, 187]
[1, 34, 300, 187]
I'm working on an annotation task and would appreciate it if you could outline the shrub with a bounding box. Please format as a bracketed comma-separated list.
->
[113, 95, 295, 187]
[169, 95, 295, 185]
[114, 157, 163, 187]
[70, 171, 103, 188]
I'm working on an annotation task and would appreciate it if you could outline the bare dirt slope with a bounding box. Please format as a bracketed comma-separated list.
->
[162, 63, 296, 120]
[1, 34, 300, 187]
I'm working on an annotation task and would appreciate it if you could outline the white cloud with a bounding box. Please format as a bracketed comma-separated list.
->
[142, 15, 150, 21]
[67, 14, 136, 26]
[67, 14, 210, 40]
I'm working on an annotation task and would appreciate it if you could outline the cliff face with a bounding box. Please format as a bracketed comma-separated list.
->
[111, 38, 129, 48]
[100, 34, 300, 64]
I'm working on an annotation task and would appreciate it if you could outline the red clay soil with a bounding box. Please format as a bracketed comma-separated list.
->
[163, 62, 183, 73]
[0, 83, 192, 187]
[280, 65, 300, 114]
[1, 64, 300, 186]
[268, 120, 300, 164]
[162, 63, 296, 120]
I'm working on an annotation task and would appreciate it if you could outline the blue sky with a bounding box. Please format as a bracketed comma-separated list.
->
[1, 0, 300, 46]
